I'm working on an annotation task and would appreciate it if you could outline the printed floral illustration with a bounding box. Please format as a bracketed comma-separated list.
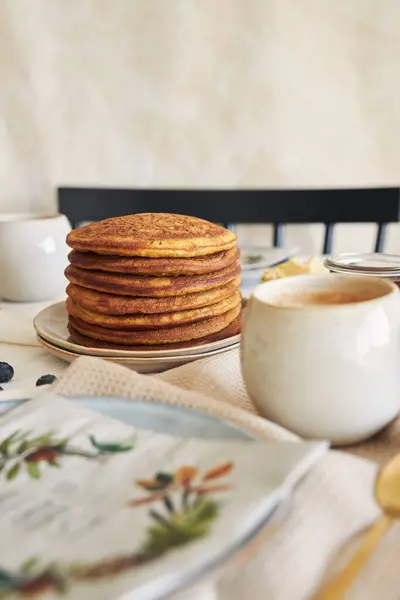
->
[0, 560, 65, 598]
[0, 462, 233, 596]
[0, 430, 135, 481]
[71, 461, 233, 578]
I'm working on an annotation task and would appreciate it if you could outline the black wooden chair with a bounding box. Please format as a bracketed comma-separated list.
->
[58, 187, 400, 254]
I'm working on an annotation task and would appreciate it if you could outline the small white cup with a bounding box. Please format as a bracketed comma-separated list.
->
[241, 274, 400, 444]
[0, 213, 71, 302]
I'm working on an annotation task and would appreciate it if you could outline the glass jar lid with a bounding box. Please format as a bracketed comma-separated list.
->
[324, 253, 400, 277]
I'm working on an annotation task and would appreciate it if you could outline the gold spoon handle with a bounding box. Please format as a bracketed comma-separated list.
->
[311, 515, 391, 600]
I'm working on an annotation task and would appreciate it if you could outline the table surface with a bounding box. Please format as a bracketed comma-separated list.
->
[0, 296, 69, 401]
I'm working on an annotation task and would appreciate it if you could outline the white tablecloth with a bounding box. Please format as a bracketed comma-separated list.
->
[0, 297, 69, 401]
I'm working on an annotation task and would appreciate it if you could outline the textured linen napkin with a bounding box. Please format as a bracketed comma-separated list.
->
[52, 350, 400, 600]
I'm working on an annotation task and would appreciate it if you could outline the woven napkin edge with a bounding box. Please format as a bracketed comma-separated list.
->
[53, 356, 301, 442]
[53, 356, 380, 473]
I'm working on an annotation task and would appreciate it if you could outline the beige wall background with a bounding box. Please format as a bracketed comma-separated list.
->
[1, 0, 400, 252]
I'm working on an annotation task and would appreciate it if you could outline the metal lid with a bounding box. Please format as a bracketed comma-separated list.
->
[324, 253, 400, 277]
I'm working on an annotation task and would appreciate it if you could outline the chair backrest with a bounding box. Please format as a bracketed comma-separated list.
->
[58, 187, 400, 254]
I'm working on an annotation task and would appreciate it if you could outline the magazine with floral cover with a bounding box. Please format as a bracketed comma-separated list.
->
[0, 396, 326, 600]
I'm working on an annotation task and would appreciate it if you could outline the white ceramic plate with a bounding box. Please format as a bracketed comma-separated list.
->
[37, 334, 239, 373]
[239, 245, 298, 272]
[0, 395, 326, 600]
[34, 302, 240, 359]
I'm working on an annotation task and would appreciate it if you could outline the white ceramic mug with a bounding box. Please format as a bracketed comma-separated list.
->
[0, 213, 71, 302]
[241, 274, 400, 444]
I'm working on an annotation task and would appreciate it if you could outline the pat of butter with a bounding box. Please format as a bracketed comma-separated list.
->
[262, 257, 328, 282]
[304, 256, 329, 274]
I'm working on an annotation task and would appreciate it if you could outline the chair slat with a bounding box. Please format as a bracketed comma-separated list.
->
[375, 223, 387, 253]
[273, 223, 285, 247]
[59, 187, 400, 224]
[323, 223, 335, 254]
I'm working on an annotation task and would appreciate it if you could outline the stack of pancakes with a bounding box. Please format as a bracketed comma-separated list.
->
[65, 213, 242, 350]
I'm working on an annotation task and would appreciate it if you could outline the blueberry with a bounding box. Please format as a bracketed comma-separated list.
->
[0, 362, 14, 384]
[36, 374, 57, 387]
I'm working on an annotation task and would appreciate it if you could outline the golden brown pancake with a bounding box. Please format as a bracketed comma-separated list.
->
[66, 213, 237, 258]
[65, 263, 240, 297]
[68, 247, 240, 275]
[66, 291, 241, 330]
[68, 314, 241, 351]
[66, 278, 241, 315]
[68, 304, 241, 345]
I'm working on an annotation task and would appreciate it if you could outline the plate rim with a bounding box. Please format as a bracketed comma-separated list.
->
[0, 395, 257, 438]
[34, 302, 241, 359]
[37, 334, 239, 363]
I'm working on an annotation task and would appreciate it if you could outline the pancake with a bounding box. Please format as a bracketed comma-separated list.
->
[68, 314, 241, 351]
[66, 277, 241, 315]
[66, 291, 241, 330]
[66, 213, 237, 258]
[65, 262, 240, 297]
[68, 247, 240, 275]
[68, 304, 241, 345]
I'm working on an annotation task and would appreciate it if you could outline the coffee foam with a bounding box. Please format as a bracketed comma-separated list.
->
[270, 288, 386, 308]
